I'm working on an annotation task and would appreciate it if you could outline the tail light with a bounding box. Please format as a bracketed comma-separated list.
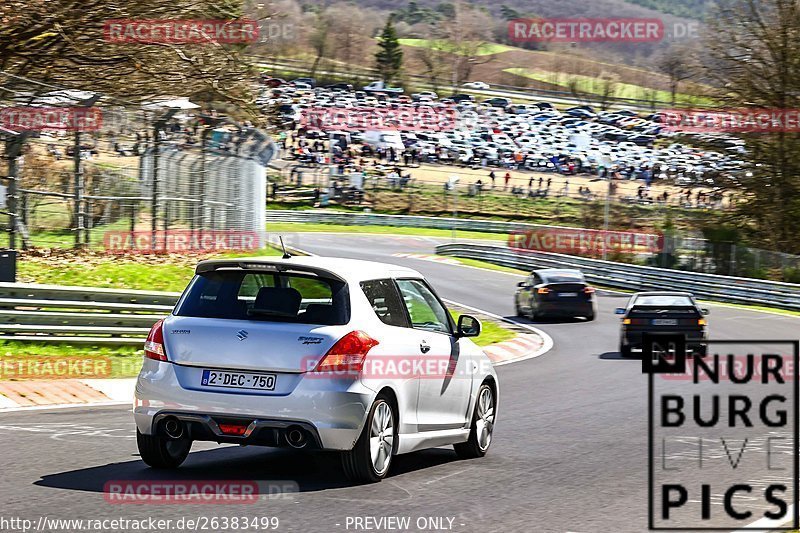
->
[698, 318, 707, 326]
[144, 319, 168, 361]
[537, 288, 550, 294]
[314, 331, 379, 373]
[583, 287, 596, 294]
[623, 318, 632, 325]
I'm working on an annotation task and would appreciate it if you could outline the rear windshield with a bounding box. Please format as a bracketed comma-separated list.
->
[175, 270, 350, 325]
[632, 295, 693, 307]
[541, 273, 585, 284]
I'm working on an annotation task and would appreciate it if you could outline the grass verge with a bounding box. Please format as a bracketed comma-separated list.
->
[267, 222, 507, 242]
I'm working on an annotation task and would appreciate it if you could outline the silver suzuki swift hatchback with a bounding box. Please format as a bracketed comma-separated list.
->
[134, 256, 498, 482]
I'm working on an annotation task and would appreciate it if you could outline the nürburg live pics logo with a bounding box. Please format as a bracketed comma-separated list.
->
[645, 336, 799, 530]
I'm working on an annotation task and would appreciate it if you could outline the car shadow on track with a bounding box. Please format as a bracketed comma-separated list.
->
[34, 446, 461, 493]
[598, 351, 639, 361]
[504, 315, 590, 325]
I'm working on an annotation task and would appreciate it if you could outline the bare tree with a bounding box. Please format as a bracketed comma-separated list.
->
[596, 72, 619, 111]
[657, 45, 694, 106]
[306, 8, 332, 76]
[434, 3, 495, 90]
[701, 0, 800, 252]
[0, 0, 273, 117]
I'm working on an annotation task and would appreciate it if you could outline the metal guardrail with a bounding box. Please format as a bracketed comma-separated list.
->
[435, 243, 800, 311]
[0, 283, 179, 344]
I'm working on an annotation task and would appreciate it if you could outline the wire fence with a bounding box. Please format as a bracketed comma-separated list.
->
[0, 76, 276, 253]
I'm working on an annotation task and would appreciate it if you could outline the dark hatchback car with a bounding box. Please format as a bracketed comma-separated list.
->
[617, 292, 709, 358]
[514, 269, 596, 321]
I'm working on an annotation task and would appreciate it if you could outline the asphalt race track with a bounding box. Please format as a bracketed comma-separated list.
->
[1, 232, 798, 533]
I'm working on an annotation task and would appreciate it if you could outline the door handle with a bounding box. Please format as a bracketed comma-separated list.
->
[420, 340, 431, 354]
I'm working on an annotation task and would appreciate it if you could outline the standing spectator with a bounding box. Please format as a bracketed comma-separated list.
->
[489, 170, 496, 189]
[504, 172, 511, 191]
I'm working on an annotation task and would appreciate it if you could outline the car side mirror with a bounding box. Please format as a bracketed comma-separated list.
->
[457, 315, 481, 338]
[701, 308, 710, 315]
[615, 307, 626, 315]
[517, 281, 527, 288]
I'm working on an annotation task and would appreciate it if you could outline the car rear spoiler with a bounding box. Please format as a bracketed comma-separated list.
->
[195, 260, 346, 283]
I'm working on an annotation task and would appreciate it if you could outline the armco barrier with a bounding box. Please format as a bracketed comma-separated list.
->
[0, 283, 179, 344]
[435, 243, 800, 312]
[266, 209, 703, 250]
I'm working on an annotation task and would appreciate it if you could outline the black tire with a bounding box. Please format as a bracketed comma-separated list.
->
[585, 312, 595, 321]
[514, 299, 522, 317]
[693, 345, 708, 358]
[530, 303, 542, 321]
[619, 344, 632, 358]
[136, 429, 192, 469]
[342, 395, 395, 483]
[454, 383, 496, 459]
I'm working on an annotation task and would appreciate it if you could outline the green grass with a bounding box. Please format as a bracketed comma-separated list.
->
[504, 68, 713, 106]
[267, 222, 508, 242]
[467, 315, 516, 346]
[398, 38, 515, 56]
[18, 248, 281, 291]
[443, 256, 528, 276]
[19, 261, 195, 292]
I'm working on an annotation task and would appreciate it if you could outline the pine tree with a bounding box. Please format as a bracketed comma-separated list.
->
[375, 18, 403, 84]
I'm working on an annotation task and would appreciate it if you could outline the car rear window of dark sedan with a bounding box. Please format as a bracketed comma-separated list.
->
[633, 295, 693, 307]
[175, 270, 350, 325]
[541, 274, 585, 284]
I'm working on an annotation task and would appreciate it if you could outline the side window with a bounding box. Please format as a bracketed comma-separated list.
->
[533, 274, 543, 285]
[360, 279, 409, 328]
[395, 279, 451, 334]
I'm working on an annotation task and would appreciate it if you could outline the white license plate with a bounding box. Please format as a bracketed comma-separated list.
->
[201, 369, 276, 391]
[652, 319, 678, 326]
[559, 292, 578, 297]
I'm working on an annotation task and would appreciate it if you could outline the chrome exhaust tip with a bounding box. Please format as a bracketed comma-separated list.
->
[286, 427, 307, 449]
[163, 417, 185, 439]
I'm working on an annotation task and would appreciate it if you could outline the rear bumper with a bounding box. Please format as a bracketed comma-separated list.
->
[621, 329, 708, 348]
[538, 301, 594, 316]
[134, 359, 374, 451]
